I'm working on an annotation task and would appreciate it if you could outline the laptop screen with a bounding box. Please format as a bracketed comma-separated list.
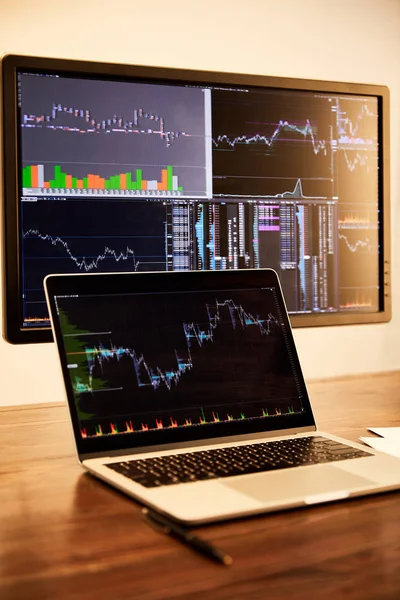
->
[46, 270, 315, 454]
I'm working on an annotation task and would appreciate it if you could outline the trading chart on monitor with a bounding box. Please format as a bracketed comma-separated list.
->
[18, 71, 380, 330]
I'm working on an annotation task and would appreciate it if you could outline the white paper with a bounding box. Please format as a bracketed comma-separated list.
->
[367, 427, 400, 440]
[360, 436, 400, 459]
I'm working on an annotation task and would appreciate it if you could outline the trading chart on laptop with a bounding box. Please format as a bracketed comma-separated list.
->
[54, 285, 306, 439]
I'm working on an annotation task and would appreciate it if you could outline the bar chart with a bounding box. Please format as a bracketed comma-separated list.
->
[22, 164, 184, 197]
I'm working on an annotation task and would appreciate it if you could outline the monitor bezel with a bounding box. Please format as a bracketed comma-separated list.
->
[1, 53, 392, 344]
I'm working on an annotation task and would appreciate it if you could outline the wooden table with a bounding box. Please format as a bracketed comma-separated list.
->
[1, 371, 400, 600]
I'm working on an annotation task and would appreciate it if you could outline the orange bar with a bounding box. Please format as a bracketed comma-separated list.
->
[158, 169, 167, 191]
[88, 174, 95, 189]
[141, 180, 147, 190]
[44, 182, 50, 188]
[65, 175, 72, 188]
[93, 175, 99, 189]
[77, 180, 83, 189]
[120, 173, 126, 190]
[99, 177, 105, 190]
[31, 165, 39, 188]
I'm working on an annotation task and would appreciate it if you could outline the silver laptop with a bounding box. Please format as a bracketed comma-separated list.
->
[44, 269, 400, 524]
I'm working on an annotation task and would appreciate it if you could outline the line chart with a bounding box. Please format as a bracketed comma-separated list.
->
[342, 150, 373, 173]
[337, 103, 377, 141]
[338, 233, 373, 253]
[23, 229, 141, 272]
[213, 177, 329, 200]
[74, 299, 280, 394]
[213, 119, 327, 155]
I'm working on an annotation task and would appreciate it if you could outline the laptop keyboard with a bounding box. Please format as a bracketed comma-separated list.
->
[105, 436, 372, 488]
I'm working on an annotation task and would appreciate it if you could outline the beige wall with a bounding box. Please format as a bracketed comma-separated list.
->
[1, 0, 400, 407]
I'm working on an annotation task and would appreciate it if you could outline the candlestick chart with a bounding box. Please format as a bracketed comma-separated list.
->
[56, 287, 304, 438]
[20, 73, 211, 200]
[22, 103, 189, 147]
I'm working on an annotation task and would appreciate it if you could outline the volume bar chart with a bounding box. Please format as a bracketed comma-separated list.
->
[22, 164, 184, 198]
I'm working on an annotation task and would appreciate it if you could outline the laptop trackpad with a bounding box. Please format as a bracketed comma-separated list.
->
[223, 465, 373, 504]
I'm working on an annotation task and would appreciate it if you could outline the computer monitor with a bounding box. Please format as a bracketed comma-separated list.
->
[1, 54, 391, 344]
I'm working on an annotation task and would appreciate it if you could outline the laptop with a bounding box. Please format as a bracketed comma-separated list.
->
[44, 269, 400, 524]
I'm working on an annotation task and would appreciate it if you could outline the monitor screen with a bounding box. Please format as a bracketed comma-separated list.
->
[1, 54, 391, 344]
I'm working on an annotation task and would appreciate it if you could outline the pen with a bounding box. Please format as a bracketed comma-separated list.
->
[142, 508, 233, 566]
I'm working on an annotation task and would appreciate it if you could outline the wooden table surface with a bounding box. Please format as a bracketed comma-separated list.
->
[1, 371, 400, 600]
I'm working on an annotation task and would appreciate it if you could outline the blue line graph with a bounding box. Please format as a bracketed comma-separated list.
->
[213, 119, 327, 155]
[78, 299, 280, 394]
[23, 229, 141, 271]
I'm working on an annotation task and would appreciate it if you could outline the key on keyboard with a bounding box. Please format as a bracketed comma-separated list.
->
[106, 436, 372, 488]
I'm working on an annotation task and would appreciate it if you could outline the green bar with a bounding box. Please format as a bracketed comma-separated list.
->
[117, 175, 121, 190]
[59, 170, 67, 189]
[83, 177, 89, 189]
[178, 186, 183, 192]
[54, 165, 62, 188]
[49, 180, 56, 188]
[72, 178, 77, 189]
[105, 180, 110, 190]
[131, 182, 137, 190]
[167, 166, 173, 190]
[126, 172, 132, 189]
[136, 169, 142, 189]
[23, 166, 31, 188]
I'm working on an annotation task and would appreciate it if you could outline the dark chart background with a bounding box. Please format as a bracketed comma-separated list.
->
[210, 89, 379, 313]
[18, 73, 381, 329]
[55, 287, 305, 439]
[21, 200, 168, 324]
[333, 97, 380, 311]
[211, 88, 332, 198]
